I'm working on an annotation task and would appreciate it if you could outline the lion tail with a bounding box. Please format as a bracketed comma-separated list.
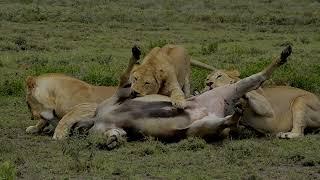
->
[190, 59, 216, 71]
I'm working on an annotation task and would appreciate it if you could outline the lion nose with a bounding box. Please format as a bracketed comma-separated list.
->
[131, 91, 139, 97]
[206, 82, 213, 87]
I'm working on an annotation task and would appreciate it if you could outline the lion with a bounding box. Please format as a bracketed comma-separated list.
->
[130, 44, 215, 109]
[204, 66, 320, 139]
[26, 46, 141, 134]
[25, 74, 117, 134]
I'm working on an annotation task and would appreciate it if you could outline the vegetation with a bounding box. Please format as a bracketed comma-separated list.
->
[0, 0, 319, 179]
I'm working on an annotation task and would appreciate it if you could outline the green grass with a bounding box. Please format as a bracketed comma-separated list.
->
[0, 0, 320, 179]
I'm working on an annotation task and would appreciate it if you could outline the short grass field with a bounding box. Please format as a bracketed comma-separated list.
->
[1, 0, 320, 179]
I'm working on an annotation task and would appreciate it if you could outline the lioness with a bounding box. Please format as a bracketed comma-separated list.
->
[130, 44, 215, 109]
[57, 46, 292, 149]
[26, 46, 141, 134]
[204, 60, 320, 139]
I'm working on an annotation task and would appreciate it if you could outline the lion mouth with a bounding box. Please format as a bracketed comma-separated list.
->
[130, 91, 142, 98]
[206, 85, 214, 90]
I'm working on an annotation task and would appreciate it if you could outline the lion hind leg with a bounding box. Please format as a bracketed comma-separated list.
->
[277, 96, 311, 139]
[53, 103, 97, 140]
[245, 91, 274, 117]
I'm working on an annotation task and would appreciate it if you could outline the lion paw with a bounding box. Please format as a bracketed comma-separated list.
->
[104, 129, 127, 150]
[172, 98, 187, 109]
[26, 126, 40, 134]
[277, 132, 303, 139]
[52, 129, 67, 140]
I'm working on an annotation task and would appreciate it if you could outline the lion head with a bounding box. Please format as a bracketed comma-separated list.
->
[130, 65, 161, 97]
[26, 76, 54, 120]
[205, 69, 240, 90]
[26, 91, 44, 120]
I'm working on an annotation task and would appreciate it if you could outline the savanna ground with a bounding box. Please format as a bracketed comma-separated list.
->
[0, 0, 320, 179]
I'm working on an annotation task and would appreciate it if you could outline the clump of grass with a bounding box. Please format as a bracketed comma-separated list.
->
[227, 44, 265, 57]
[127, 139, 169, 156]
[82, 66, 118, 86]
[27, 64, 80, 77]
[299, 36, 310, 44]
[14, 36, 28, 51]
[97, 55, 113, 65]
[16, 54, 48, 66]
[201, 42, 218, 55]
[60, 136, 95, 173]
[190, 68, 207, 92]
[148, 39, 170, 50]
[1, 4, 48, 22]
[0, 77, 25, 97]
[0, 161, 16, 180]
[189, 12, 225, 24]
[222, 140, 269, 165]
[0, 40, 18, 51]
[176, 137, 207, 151]
[229, 126, 261, 140]
[18, 38, 50, 52]
[290, 74, 319, 93]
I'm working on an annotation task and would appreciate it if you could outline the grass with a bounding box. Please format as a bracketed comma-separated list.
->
[0, 0, 319, 179]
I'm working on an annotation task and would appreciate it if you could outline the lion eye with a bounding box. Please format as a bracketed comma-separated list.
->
[216, 75, 222, 79]
[145, 82, 150, 85]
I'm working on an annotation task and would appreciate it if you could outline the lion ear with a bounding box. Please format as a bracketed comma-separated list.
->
[26, 76, 36, 90]
[224, 70, 240, 78]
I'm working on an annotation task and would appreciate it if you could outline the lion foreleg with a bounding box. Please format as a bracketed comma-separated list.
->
[277, 96, 310, 139]
[167, 75, 187, 109]
[53, 103, 97, 140]
[170, 87, 187, 109]
[26, 118, 48, 134]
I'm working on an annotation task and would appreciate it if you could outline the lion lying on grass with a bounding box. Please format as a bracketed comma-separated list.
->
[53, 46, 292, 149]
[204, 60, 320, 139]
[25, 46, 141, 134]
[25, 74, 116, 134]
[130, 44, 215, 109]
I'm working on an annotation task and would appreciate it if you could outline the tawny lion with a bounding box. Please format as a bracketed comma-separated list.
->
[129, 44, 215, 109]
[26, 46, 141, 134]
[204, 59, 320, 139]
